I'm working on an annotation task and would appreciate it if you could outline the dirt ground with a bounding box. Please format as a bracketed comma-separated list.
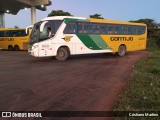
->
[0, 50, 150, 120]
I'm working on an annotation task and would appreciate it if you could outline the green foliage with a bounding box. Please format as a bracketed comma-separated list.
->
[130, 18, 160, 49]
[48, 10, 72, 17]
[147, 38, 157, 49]
[148, 66, 160, 74]
[114, 49, 160, 120]
[130, 19, 152, 35]
[89, 14, 104, 19]
[129, 18, 160, 38]
[14, 26, 19, 28]
[147, 37, 160, 50]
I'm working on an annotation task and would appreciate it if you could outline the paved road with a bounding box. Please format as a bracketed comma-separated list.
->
[0, 50, 149, 120]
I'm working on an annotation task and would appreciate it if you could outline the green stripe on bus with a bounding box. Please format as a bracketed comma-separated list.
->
[89, 35, 110, 50]
[77, 34, 100, 50]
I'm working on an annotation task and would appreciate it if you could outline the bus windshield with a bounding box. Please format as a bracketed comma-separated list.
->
[29, 20, 63, 46]
[29, 22, 42, 45]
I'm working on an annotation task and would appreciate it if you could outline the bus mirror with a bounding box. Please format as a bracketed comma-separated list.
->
[26, 25, 33, 34]
[40, 21, 48, 32]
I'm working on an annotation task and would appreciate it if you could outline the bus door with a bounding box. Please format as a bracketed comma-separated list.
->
[38, 22, 53, 57]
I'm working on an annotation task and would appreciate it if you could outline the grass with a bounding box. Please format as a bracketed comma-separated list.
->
[113, 45, 160, 120]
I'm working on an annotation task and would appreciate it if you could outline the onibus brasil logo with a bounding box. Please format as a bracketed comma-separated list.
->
[1, 112, 42, 118]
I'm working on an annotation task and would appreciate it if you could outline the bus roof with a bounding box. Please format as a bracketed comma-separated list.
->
[41, 16, 146, 26]
[87, 18, 146, 26]
[41, 16, 86, 21]
[0, 28, 25, 31]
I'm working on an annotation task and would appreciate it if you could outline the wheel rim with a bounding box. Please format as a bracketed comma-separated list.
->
[14, 46, 20, 51]
[119, 46, 126, 56]
[58, 51, 65, 58]
[56, 48, 69, 61]
[120, 47, 125, 55]
[16, 46, 19, 51]
[8, 46, 13, 51]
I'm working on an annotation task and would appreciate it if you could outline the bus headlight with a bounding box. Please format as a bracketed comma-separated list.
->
[32, 45, 38, 49]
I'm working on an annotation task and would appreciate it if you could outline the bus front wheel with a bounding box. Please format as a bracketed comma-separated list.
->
[8, 45, 13, 51]
[117, 45, 126, 56]
[14, 45, 20, 51]
[56, 47, 70, 61]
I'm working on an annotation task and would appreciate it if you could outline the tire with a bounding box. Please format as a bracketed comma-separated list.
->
[14, 45, 20, 51]
[8, 45, 13, 51]
[55, 47, 69, 61]
[117, 45, 126, 56]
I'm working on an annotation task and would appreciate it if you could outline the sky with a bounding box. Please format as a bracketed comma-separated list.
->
[5, 0, 160, 28]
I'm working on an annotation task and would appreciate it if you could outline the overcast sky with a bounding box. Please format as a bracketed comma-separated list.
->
[5, 0, 160, 28]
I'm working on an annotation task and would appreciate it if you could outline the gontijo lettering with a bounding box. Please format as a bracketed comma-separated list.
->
[110, 37, 133, 41]
[0, 38, 14, 41]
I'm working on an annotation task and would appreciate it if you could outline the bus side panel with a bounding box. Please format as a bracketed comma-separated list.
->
[54, 43, 73, 55]
[54, 34, 112, 56]
[0, 37, 7, 49]
[0, 36, 29, 50]
[0, 37, 14, 50]
[20, 36, 30, 50]
[75, 34, 112, 54]
[101, 34, 147, 52]
[23, 42, 29, 50]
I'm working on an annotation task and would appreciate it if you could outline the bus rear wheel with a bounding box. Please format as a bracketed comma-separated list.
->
[8, 45, 13, 51]
[56, 47, 69, 61]
[14, 45, 20, 51]
[117, 45, 126, 56]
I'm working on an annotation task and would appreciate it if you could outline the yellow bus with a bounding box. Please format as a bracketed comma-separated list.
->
[28, 16, 147, 60]
[0, 27, 32, 51]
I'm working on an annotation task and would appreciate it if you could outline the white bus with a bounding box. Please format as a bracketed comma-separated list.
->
[28, 16, 147, 61]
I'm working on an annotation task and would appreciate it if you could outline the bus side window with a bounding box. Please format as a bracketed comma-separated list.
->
[99, 24, 107, 34]
[72, 23, 77, 33]
[137, 26, 145, 35]
[115, 25, 120, 34]
[139, 26, 146, 34]
[77, 22, 83, 34]
[107, 24, 114, 34]
[142, 26, 146, 34]
[128, 26, 136, 35]
[64, 22, 77, 34]
[20, 30, 27, 36]
[51, 20, 63, 35]
[84, 22, 90, 34]
[5, 31, 12, 37]
[0, 31, 4, 37]
[16, 30, 21, 36]
[11, 31, 18, 37]
[90, 23, 100, 34]
[120, 25, 127, 34]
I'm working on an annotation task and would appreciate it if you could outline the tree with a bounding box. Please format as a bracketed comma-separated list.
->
[14, 26, 19, 28]
[129, 18, 158, 37]
[130, 18, 160, 48]
[48, 10, 72, 17]
[89, 14, 104, 19]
